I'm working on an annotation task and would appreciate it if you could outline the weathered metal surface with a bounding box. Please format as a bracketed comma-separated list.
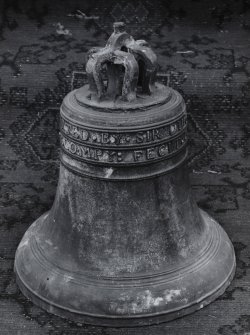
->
[14, 22, 236, 326]
[86, 21, 157, 102]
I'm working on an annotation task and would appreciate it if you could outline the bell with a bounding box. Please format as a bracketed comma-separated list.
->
[14, 22, 236, 327]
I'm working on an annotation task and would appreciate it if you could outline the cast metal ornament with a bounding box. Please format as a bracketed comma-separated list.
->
[14, 22, 236, 326]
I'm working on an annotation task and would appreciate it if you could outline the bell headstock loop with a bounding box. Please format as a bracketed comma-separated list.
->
[86, 22, 158, 102]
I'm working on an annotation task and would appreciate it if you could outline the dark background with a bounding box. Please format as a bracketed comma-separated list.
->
[0, 0, 250, 334]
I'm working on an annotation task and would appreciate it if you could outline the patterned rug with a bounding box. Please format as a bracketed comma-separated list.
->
[0, 0, 250, 334]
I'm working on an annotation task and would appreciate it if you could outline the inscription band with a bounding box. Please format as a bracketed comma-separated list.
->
[60, 132, 187, 166]
[60, 114, 187, 149]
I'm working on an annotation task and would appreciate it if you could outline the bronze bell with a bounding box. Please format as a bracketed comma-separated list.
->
[14, 22, 236, 326]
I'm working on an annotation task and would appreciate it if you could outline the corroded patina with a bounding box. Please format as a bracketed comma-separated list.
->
[86, 21, 157, 102]
[14, 22, 236, 326]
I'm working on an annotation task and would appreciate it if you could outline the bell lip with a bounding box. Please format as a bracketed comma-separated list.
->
[14, 209, 236, 327]
[15, 261, 235, 327]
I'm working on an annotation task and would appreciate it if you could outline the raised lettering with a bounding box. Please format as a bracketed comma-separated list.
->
[96, 149, 103, 160]
[152, 129, 161, 140]
[81, 146, 90, 158]
[117, 152, 123, 162]
[71, 126, 81, 139]
[146, 130, 152, 142]
[102, 133, 110, 144]
[61, 115, 187, 148]
[146, 148, 156, 160]
[91, 133, 99, 142]
[63, 122, 69, 134]
[136, 132, 144, 143]
[108, 151, 116, 162]
[81, 129, 89, 141]
[134, 150, 144, 161]
[170, 124, 177, 134]
[158, 144, 168, 157]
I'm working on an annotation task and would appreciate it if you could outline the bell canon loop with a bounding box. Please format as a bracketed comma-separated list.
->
[14, 22, 236, 326]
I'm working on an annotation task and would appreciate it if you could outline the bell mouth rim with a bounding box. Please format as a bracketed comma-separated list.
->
[14, 209, 236, 326]
[15, 263, 235, 325]
[15, 246, 235, 327]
